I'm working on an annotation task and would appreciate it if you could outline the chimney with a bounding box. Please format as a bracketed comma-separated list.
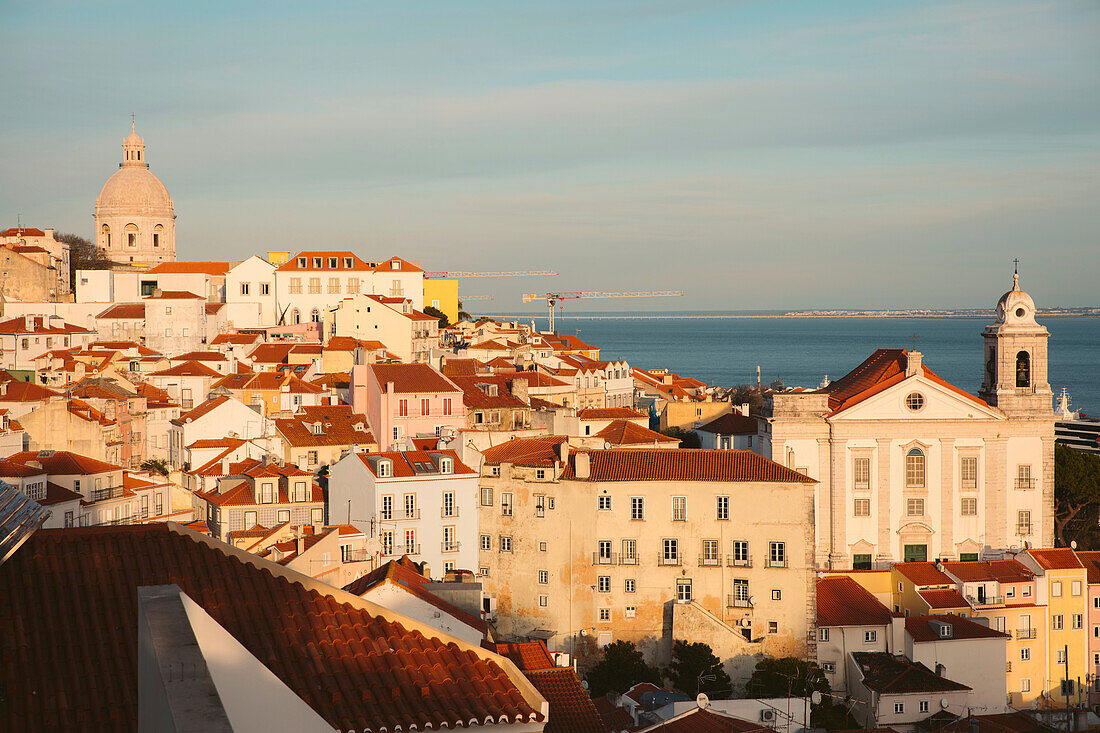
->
[575, 451, 590, 480]
[221, 457, 230, 475]
[24, 315, 34, 331]
[153, 288, 163, 298]
[558, 441, 568, 464]
[906, 351, 923, 377]
[45, 228, 54, 239]
[296, 527, 304, 556]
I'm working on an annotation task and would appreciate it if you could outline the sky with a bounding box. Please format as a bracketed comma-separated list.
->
[1, 0, 1098, 311]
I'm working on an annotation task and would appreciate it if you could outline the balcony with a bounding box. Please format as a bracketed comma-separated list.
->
[180, 399, 194, 410]
[1017, 525, 1032, 537]
[727, 554, 753, 568]
[441, 507, 459, 518]
[341, 549, 372, 563]
[727, 596, 754, 609]
[765, 557, 788, 569]
[441, 541, 461, 554]
[1006, 661, 1012, 673]
[1015, 478, 1036, 490]
[658, 553, 682, 566]
[90, 486, 124, 502]
[592, 552, 618, 565]
[536, 506, 546, 518]
[619, 555, 639, 566]
[1015, 628, 1037, 640]
[398, 509, 421, 521]
[967, 594, 1005, 607]
[698, 555, 723, 567]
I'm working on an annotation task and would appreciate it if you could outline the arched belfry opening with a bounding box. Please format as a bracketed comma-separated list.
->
[1016, 351, 1030, 388]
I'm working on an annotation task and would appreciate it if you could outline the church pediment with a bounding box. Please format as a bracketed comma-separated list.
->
[830, 373, 1003, 422]
[896, 521, 935, 536]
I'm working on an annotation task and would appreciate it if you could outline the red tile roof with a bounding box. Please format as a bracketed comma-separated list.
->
[170, 350, 227, 362]
[371, 363, 461, 395]
[143, 289, 204, 300]
[197, 476, 323, 507]
[210, 333, 262, 345]
[6, 450, 120, 475]
[345, 557, 487, 634]
[355, 450, 475, 478]
[0, 380, 62, 402]
[0, 525, 543, 731]
[577, 407, 646, 420]
[0, 226, 46, 237]
[943, 559, 1034, 583]
[1075, 551, 1100, 583]
[276, 250, 377, 272]
[450, 375, 529, 409]
[639, 708, 770, 732]
[904, 615, 1009, 642]
[917, 588, 971, 610]
[146, 261, 232, 275]
[275, 406, 375, 448]
[0, 315, 91, 334]
[372, 256, 424, 273]
[817, 576, 894, 627]
[172, 395, 231, 425]
[482, 644, 604, 733]
[595, 420, 679, 446]
[564, 449, 816, 483]
[697, 412, 758, 435]
[95, 303, 146, 319]
[1026, 548, 1084, 570]
[851, 652, 970, 694]
[894, 562, 953, 586]
[481, 436, 569, 468]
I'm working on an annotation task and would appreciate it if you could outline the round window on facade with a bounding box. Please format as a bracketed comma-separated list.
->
[1015, 307, 1026, 318]
[905, 392, 925, 411]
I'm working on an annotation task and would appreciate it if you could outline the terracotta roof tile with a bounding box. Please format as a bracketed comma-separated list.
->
[0, 525, 542, 731]
[917, 588, 971, 610]
[146, 261, 231, 275]
[355, 450, 475, 478]
[1027, 548, 1084, 570]
[851, 652, 970, 694]
[276, 250, 377, 272]
[149, 360, 221, 378]
[275, 406, 375, 448]
[817, 576, 894, 627]
[697, 412, 758, 435]
[371, 363, 461, 395]
[143, 289, 204, 300]
[595, 420, 679, 446]
[372, 256, 424, 273]
[564, 449, 816, 483]
[0, 226, 47, 236]
[0, 380, 62, 402]
[171, 395, 231, 425]
[95, 303, 146, 319]
[942, 559, 1034, 583]
[450, 375, 528, 409]
[904, 614, 1009, 642]
[481, 436, 569, 468]
[894, 562, 953, 586]
[639, 708, 770, 732]
[577, 407, 646, 420]
[0, 315, 91, 334]
[6, 450, 120, 475]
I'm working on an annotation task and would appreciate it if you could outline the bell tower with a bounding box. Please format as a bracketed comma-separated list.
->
[978, 268, 1052, 416]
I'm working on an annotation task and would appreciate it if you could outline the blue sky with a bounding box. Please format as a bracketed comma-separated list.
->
[1, 0, 1097, 310]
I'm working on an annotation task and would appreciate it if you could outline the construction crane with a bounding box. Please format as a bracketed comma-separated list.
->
[424, 270, 557, 279]
[458, 295, 494, 302]
[522, 291, 684, 333]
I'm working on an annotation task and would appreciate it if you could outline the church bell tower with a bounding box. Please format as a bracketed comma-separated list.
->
[978, 269, 1052, 416]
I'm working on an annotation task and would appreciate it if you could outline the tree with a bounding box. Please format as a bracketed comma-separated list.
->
[744, 657, 853, 729]
[583, 640, 660, 698]
[58, 232, 113, 290]
[667, 640, 732, 698]
[457, 300, 472, 323]
[423, 305, 449, 328]
[140, 458, 170, 477]
[727, 384, 765, 415]
[659, 426, 700, 449]
[1055, 444, 1100, 547]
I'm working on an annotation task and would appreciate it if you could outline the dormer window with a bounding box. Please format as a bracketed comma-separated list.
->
[260, 482, 274, 504]
[313, 257, 322, 268]
[344, 257, 353, 268]
[939, 624, 952, 638]
[297, 257, 306, 268]
[293, 480, 308, 502]
[390, 260, 400, 270]
[439, 457, 453, 474]
[309, 422, 323, 435]
[377, 459, 392, 478]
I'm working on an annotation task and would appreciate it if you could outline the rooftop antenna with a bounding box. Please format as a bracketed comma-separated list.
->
[909, 332, 919, 352]
[16, 212, 21, 237]
[131, 112, 136, 132]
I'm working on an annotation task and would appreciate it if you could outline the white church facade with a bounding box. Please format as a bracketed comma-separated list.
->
[756, 274, 1054, 570]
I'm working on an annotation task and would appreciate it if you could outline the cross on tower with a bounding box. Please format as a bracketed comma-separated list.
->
[909, 333, 919, 352]
[1013, 257, 1020, 275]
[131, 112, 136, 132]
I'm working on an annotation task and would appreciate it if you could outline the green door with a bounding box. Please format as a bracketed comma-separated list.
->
[903, 544, 928, 563]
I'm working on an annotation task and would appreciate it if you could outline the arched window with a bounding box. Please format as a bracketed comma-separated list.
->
[310, 308, 320, 323]
[905, 448, 926, 488]
[124, 223, 138, 248]
[101, 224, 111, 248]
[1016, 351, 1031, 388]
[153, 224, 163, 248]
[291, 308, 301, 325]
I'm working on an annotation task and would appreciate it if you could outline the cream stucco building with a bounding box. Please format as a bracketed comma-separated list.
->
[95, 123, 176, 268]
[756, 274, 1054, 570]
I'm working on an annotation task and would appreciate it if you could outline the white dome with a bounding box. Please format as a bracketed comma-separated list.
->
[96, 165, 174, 218]
[996, 273, 1037, 325]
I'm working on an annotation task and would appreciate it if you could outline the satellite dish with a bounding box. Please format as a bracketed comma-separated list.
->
[748, 596, 757, 606]
[581, 680, 589, 690]
[740, 618, 752, 628]
[1071, 540, 1078, 550]
[940, 698, 949, 709]
[696, 693, 710, 709]
[811, 691, 823, 705]
[604, 441, 612, 449]
[579, 629, 587, 637]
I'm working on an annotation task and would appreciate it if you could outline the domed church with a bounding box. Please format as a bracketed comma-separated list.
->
[94, 122, 176, 268]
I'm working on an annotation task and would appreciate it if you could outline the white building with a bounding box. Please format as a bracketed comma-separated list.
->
[756, 275, 1054, 569]
[168, 395, 270, 468]
[0, 315, 94, 371]
[324, 293, 438, 364]
[226, 255, 277, 326]
[328, 449, 479, 577]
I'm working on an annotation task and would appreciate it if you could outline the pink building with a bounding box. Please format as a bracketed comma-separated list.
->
[1079, 552, 1100, 704]
[358, 363, 464, 451]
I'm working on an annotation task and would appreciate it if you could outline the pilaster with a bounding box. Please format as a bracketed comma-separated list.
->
[876, 438, 892, 564]
[828, 436, 848, 569]
[816, 438, 832, 568]
[939, 438, 955, 557]
[1041, 434, 1055, 547]
[985, 437, 1008, 554]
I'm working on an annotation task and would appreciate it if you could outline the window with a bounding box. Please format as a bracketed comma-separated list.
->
[535, 469, 546, 480]
[261, 282, 270, 295]
[539, 541, 547, 552]
[402, 494, 417, 519]
[905, 448, 926, 488]
[1006, 587, 1016, 598]
[771, 589, 782, 601]
[905, 392, 924, 411]
[919, 701, 930, 714]
[598, 576, 611, 593]
[420, 398, 430, 416]
[822, 662, 836, 674]
[308, 277, 321, 294]
[672, 496, 686, 521]
[853, 553, 872, 570]
[906, 498, 925, 517]
[630, 497, 645, 521]
[244, 510, 257, 527]
[663, 538, 679, 563]
[501, 493, 513, 516]
[599, 608, 611, 621]
[716, 496, 730, 520]
[398, 399, 408, 417]
[1053, 614, 1064, 631]
[539, 570, 549, 584]
[625, 606, 636, 618]
[732, 540, 749, 566]
[480, 487, 493, 506]
[1020, 648, 1030, 661]
[1016, 464, 1034, 490]
[480, 534, 491, 551]
[676, 578, 692, 602]
[1073, 581, 1083, 596]
[733, 578, 750, 605]
[1017, 511, 1032, 535]
[819, 628, 830, 642]
[894, 702, 904, 715]
[442, 492, 455, 517]
[961, 456, 978, 489]
[311, 508, 324, 524]
[598, 495, 612, 511]
[1057, 649, 1067, 665]
[260, 482, 274, 504]
[499, 536, 512, 552]
[702, 539, 720, 565]
[854, 498, 870, 517]
[853, 457, 870, 490]
[598, 540, 613, 563]
[377, 460, 392, 478]
[240, 283, 250, 296]
[768, 621, 778, 634]
[442, 398, 452, 416]
[1016, 351, 1031, 387]
[622, 539, 637, 562]
[625, 579, 636, 593]
[864, 630, 877, 643]
[538, 595, 548, 607]
[1021, 679, 1031, 693]
[768, 541, 786, 567]
[1073, 614, 1083, 630]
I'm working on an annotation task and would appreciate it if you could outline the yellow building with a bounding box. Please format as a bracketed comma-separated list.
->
[423, 278, 459, 325]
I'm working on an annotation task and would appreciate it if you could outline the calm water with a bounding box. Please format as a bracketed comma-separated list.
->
[503, 312, 1100, 415]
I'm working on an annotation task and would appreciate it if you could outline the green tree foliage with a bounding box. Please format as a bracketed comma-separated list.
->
[423, 305, 449, 328]
[583, 640, 660, 698]
[727, 385, 765, 415]
[57, 232, 113, 290]
[667, 640, 733, 698]
[140, 458, 170, 477]
[744, 657, 855, 729]
[659, 426, 700, 449]
[1055, 444, 1100, 547]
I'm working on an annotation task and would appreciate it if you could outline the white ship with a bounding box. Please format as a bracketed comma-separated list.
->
[1055, 388, 1100, 455]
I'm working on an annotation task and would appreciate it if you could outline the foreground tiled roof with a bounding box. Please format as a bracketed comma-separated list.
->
[917, 588, 971, 610]
[485, 641, 604, 733]
[6, 450, 120, 476]
[0, 525, 543, 731]
[371, 363, 460, 394]
[481, 436, 569, 468]
[563, 449, 816, 483]
[1026, 548, 1083, 570]
[817, 576, 894, 627]
[577, 407, 646, 420]
[851, 652, 970, 694]
[697, 412, 758, 435]
[943, 559, 1034, 583]
[905, 614, 1009, 642]
[893, 561, 953, 587]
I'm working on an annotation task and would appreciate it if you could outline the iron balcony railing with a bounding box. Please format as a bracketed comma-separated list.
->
[698, 555, 722, 567]
[1015, 628, 1037, 640]
[441, 541, 461, 553]
[727, 554, 753, 568]
[592, 552, 618, 566]
[619, 555, 639, 565]
[765, 557, 788, 568]
[341, 549, 372, 563]
[658, 552, 682, 566]
[727, 596, 753, 608]
[90, 486, 125, 502]
[1015, 478, 1036, 490]
[398, 509, 421, 520]
[441, 507, 459, 518]
[968, 594, 1005, 606]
